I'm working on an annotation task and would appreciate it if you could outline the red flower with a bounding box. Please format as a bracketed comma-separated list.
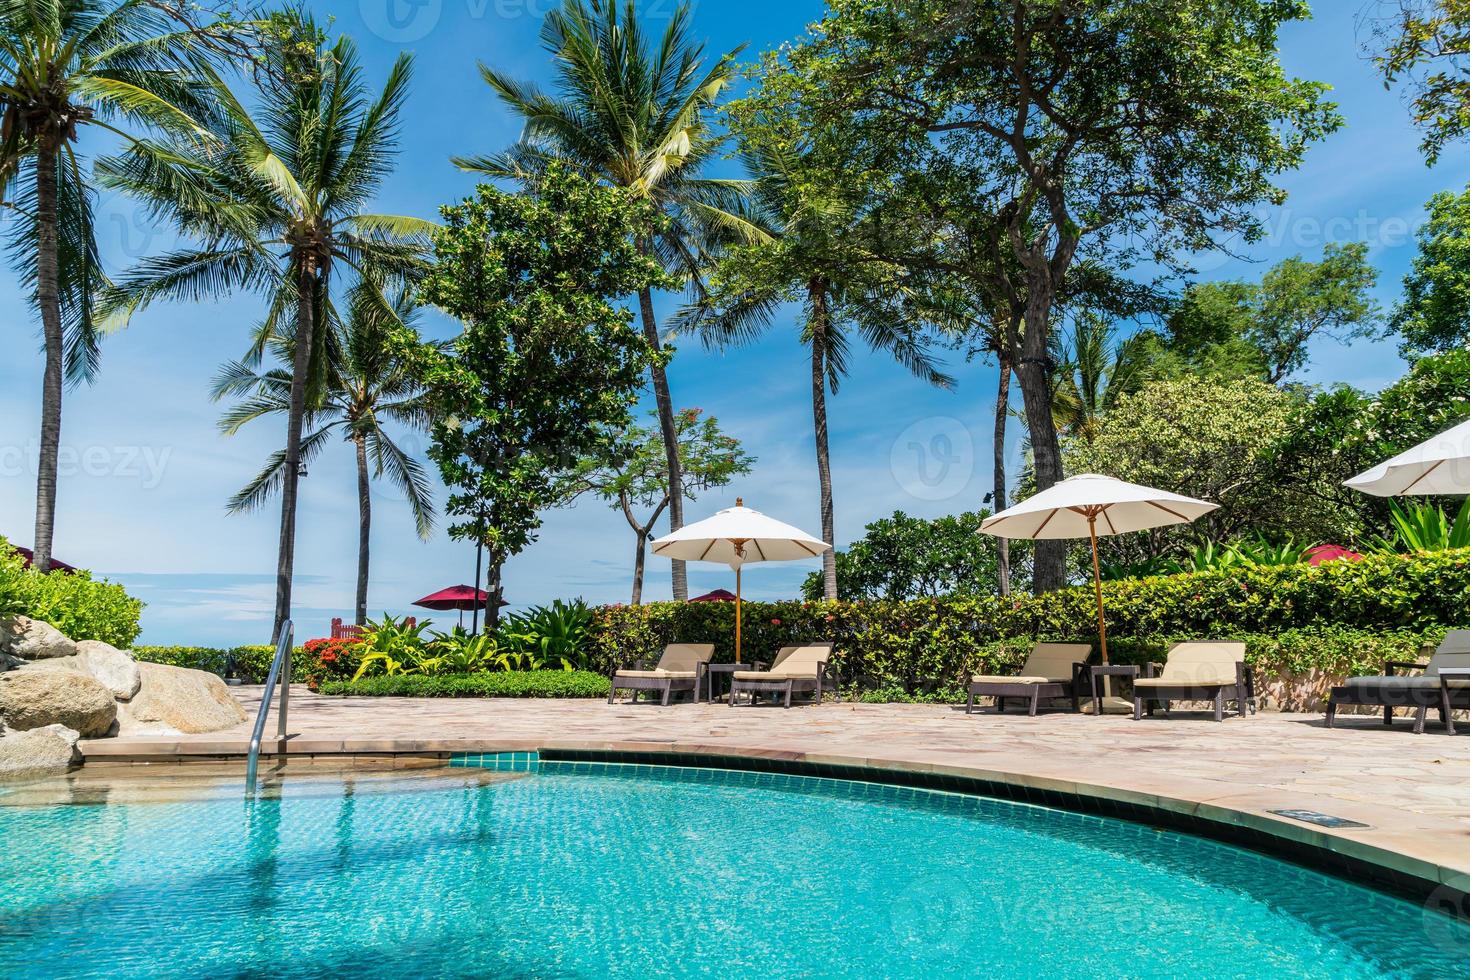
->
[770, 617, 782, 626]
[824, 614, 835, 623]
[321, 652, 338, 663]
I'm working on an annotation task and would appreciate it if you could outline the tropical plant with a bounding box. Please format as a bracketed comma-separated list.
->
[1049, 312, 1152, 444]
[428, 626, 501, 673]
[211, 285, 437, 625]
[458, 0, 752, 600]
[97, 9, 432, 637]
[499, 599, 595, 671]
[554, 409, 754, 604]
[350, 614, 439, 680]
[1367, 498, 1470, 553]
[0, 0, 249, 572]
[1225, 534, 1318, 567]
[683, 140, 952, 598]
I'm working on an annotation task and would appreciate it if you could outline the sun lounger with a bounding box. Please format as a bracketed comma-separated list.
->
[965, 643, 1092, 717]
[1132, 641, 1254, 722]
[1325, 630, 1470, 735]
[608, 643, 714, 706]
[728, 643, 838, 707]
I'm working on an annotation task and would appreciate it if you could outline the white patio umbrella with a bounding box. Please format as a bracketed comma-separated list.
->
[979, 474, 1219, 665]
[651, 498, 831, 662]
[1345, 416, 1470, 497]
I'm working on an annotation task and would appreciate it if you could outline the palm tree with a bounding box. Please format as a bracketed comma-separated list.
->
[683, 143, 953, 599]
[0, 0, 241, 571]
[456, 0, 753, 600]
[213, 286, 436, 625]
[97, 10, 431, 638]
[1050, 312, 1152, 444]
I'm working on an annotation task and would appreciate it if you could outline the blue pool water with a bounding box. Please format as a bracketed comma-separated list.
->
[1, 760, 1468, 978]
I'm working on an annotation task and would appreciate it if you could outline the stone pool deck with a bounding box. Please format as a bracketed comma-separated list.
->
[79, 687, 1470, 897]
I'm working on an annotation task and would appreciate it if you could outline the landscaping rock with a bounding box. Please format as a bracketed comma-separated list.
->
[0, 724, 80, 782]
[0, 669, 116, 737]
[118, 661, 246, 735]
[0, 616, 76, 659]
[75, 640, 142, 701]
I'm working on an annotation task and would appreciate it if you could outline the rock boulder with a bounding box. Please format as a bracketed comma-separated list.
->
[118, 661, 247, 735]
[75, 640, 142, 701]
[0, 669, 116, 737]
[0, 724, 80, 781]
[0, 616, 77, 659]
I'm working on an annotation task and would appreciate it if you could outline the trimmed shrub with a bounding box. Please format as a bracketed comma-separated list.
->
[132, 645, 310, 683]
[0, 538, 144, 647]
[320, 670, 611, 699]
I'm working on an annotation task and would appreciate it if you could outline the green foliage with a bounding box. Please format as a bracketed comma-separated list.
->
[321, 671, 611, 699]
[351, 615, 441, 680]
[1371, 0, 1470, 163]
[0, 538, 143, 647]
[1392, 183, 1470, 354]
[590, 550, 1470, 693]
[1138, 244, 1380, 384]
[414, 164, 668, 587]
[1368, 498, 1470, 553]
[801, 511, 1024, 601]
[132, 646, 311, 684]
[500, 600, 595, 671]
[427, 627, 502, 674]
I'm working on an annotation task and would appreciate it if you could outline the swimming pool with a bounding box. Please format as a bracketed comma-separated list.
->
[1, 759, 1466, 978]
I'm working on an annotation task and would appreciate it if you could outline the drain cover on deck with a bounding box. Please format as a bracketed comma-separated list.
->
[1268, 809, 1369, 829]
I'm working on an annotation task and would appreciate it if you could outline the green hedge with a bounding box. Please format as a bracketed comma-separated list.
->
[320, 671, 611, 699]
[133, 645, 309, 683]
[0, 539, 143, 647]
[588, 549, 1468, 693]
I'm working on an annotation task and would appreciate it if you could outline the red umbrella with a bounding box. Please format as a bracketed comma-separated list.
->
[412, 585, 506, 628]
[9, 545, 76, 574]
[689, 588, 737, 602]
[1306, 544, 1364, 566]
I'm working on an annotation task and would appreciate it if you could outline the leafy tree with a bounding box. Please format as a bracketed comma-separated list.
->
[800, 510, 1023, 601]
[458, 0, 751, 601]
[211, 286, 437, 626]
[98, 10, 431, 637]
[555, 409, 754, 604]
[742, 0, 1339, 592]
[1068, 378, 1312, 562]
[414, 166, 666, 628]
[1371, 0, 1470, 163]
[1392, 184, 1470, 354]
[0, 0, 249, 571]
[682, 140, 952, 600]
[1136, 244, 1380, 384]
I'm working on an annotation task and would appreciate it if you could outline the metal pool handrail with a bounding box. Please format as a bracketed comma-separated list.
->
[245, 620, 292, 794]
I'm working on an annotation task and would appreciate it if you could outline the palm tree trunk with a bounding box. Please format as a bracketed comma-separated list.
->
[354, 433, 371, 626]
[636, 241, 686, 601]
[993, 341, 1012, 598]
[809, 285, 837, 600]
[274, 259, 316, 639]
[31, 143, 64, 574]
[1016, 296, 1067, 593]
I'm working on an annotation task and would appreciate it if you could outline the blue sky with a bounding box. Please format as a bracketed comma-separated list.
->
[0, 0, 1463, 646]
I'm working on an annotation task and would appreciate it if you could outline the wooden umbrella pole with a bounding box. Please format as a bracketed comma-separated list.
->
[734, 565, 743, 664]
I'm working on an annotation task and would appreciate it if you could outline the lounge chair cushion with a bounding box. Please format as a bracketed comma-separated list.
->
[653, 643, 715, 673]
[614, 669, 697, 680]
[1339, 675, 1470, 693]
[733, 644, 833, 683]
[1136, 641, 1246, 687]
[970, 675, 1056, 686]
[1017, 643, 1092, 682]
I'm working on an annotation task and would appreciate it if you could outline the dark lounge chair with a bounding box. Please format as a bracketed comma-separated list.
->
[1132, 641, 1254, 722]
[1325, 630, 1470, 735]
[608, 643, 714, 706]
[728, 643, 838, 707]
[965, 643, 1092, 717]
